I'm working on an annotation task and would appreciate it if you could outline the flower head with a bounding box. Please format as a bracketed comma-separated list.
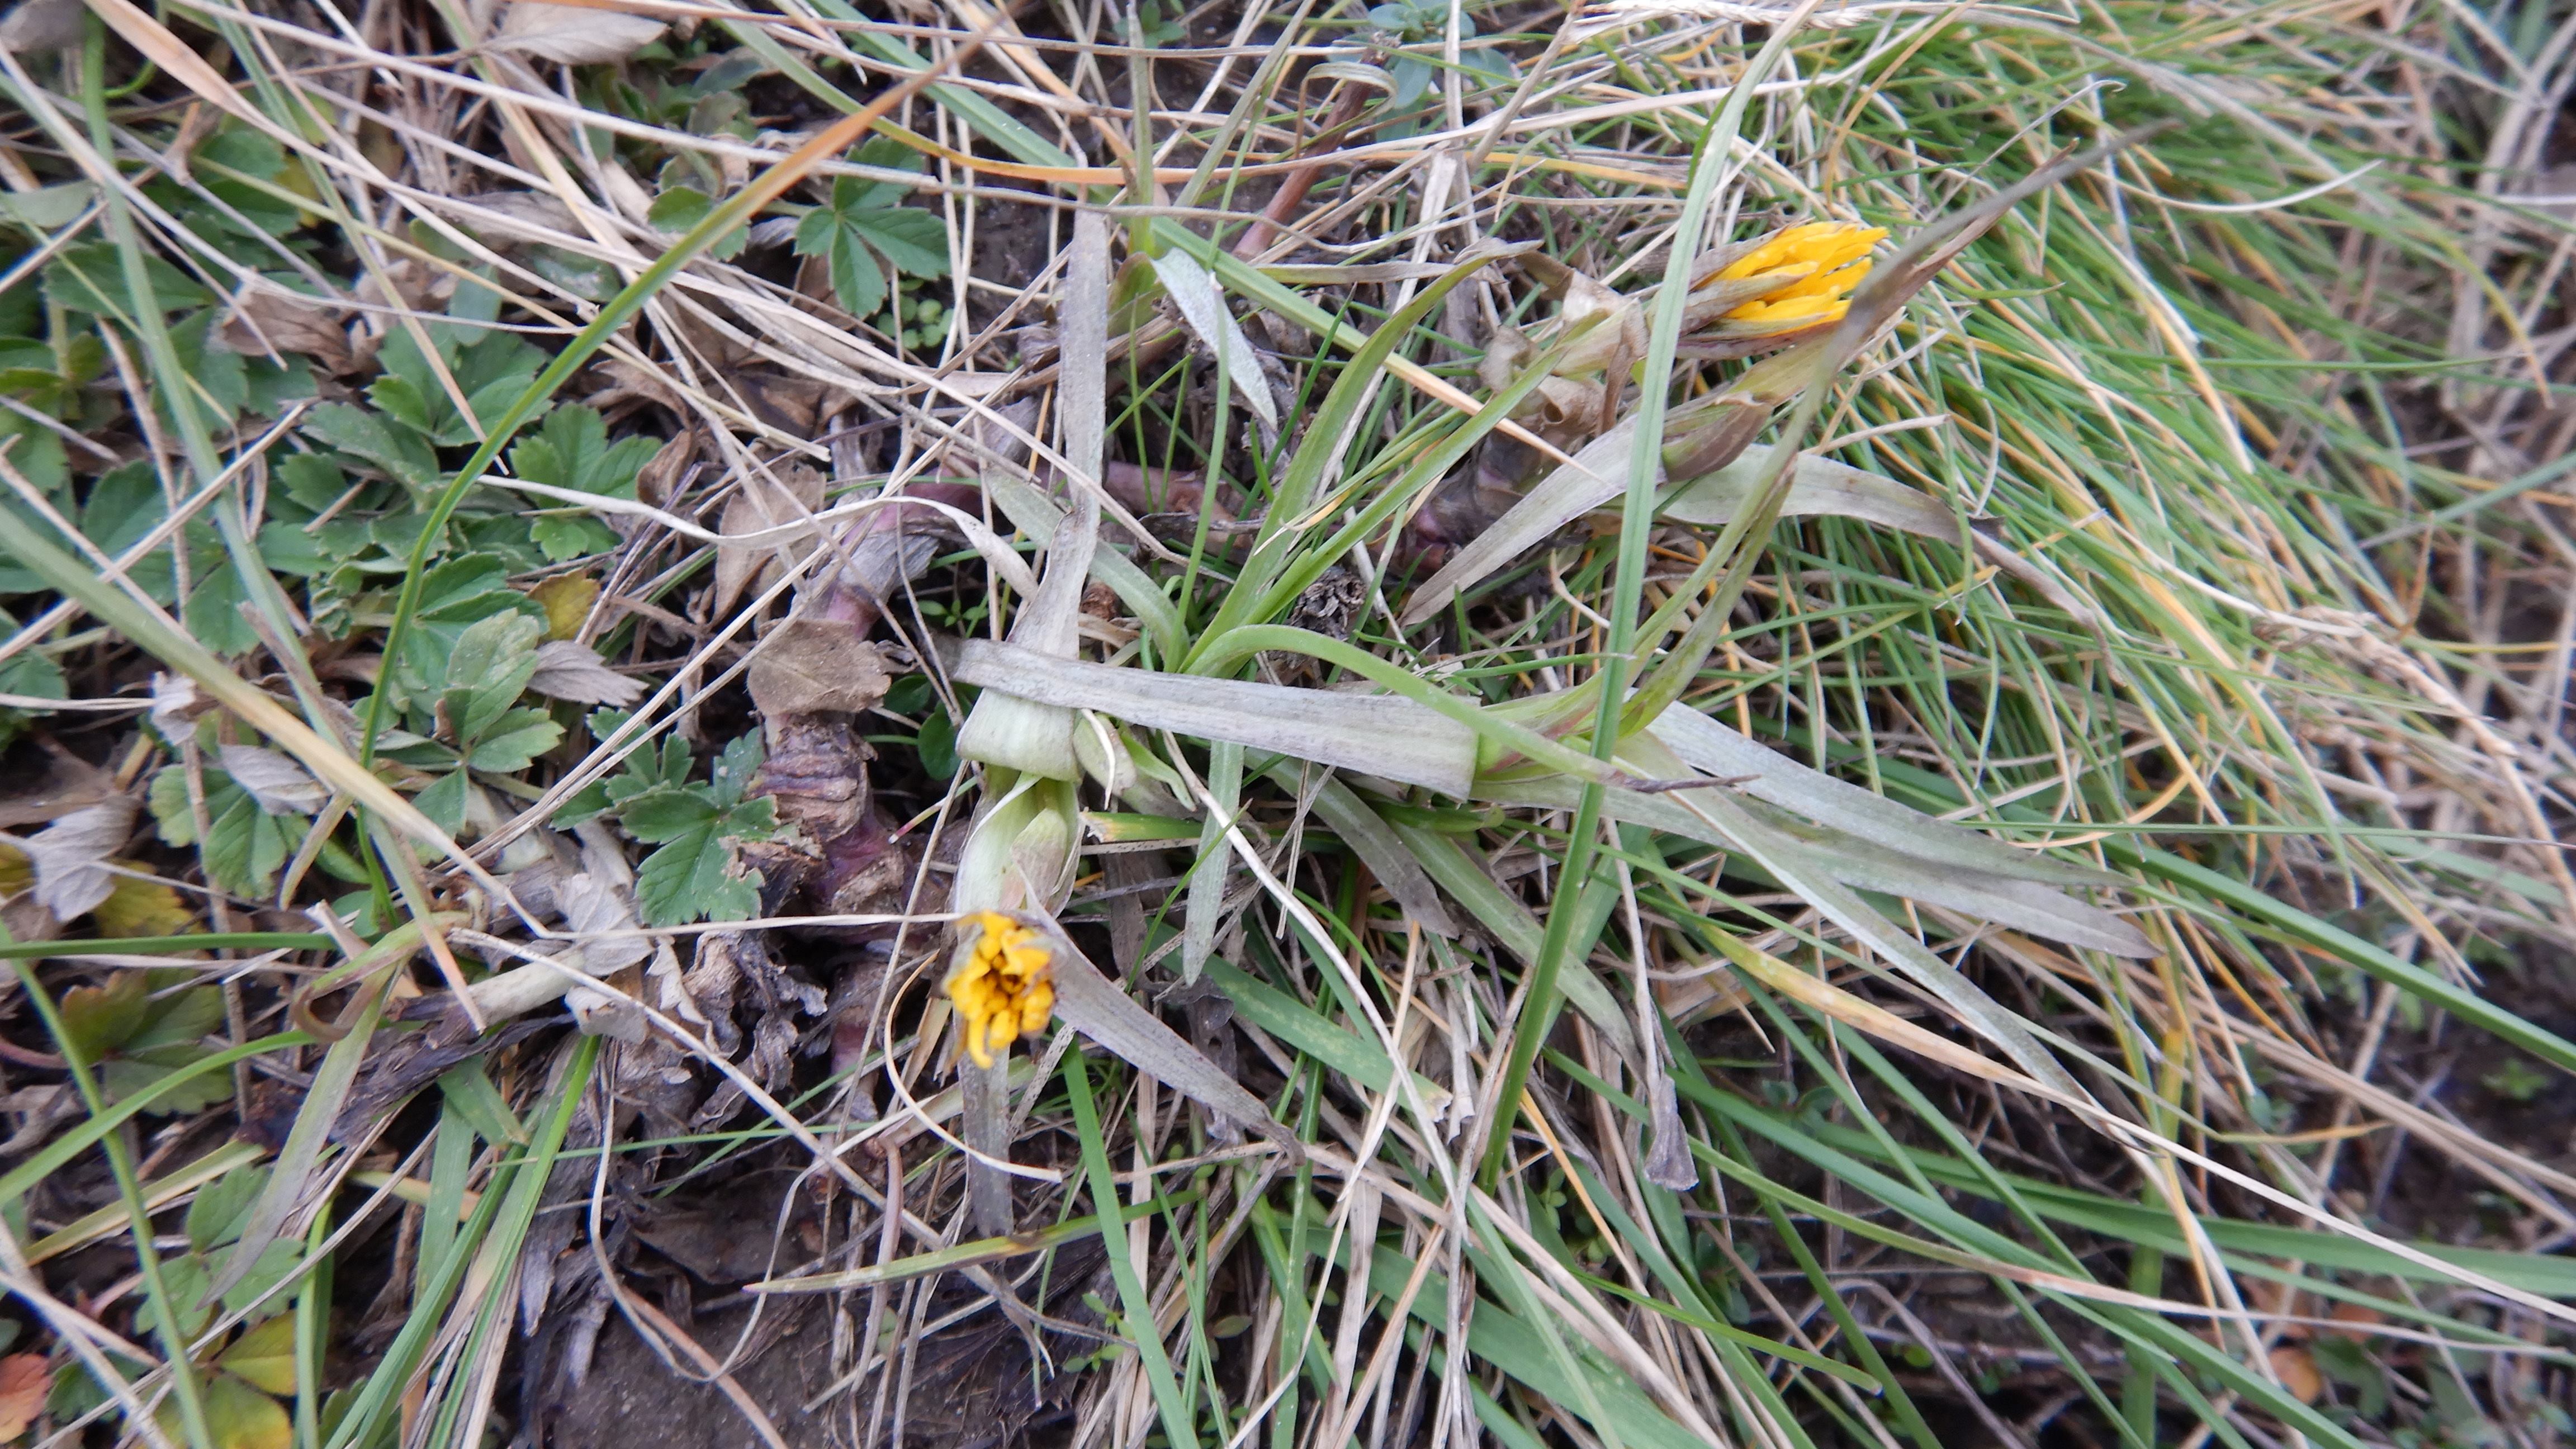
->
[1712, 221, 1887, 328]
[949, 911, 1055, 1068]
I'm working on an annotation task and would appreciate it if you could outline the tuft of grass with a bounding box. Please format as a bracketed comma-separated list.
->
[0, 0, 2568, 1446]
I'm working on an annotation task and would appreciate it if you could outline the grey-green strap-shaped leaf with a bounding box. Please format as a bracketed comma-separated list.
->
[1149, 248, 1278, 434]
[1646, 702, 2117, 891]
[1204, 956, 1450, 1112]
[1182, 740, 1243, 982]
[1673, 782, 2091, 1101]
[1397, 420, 1977, 626]
[1660, 447, 1958, 537]
[1478, 773, 2152, 958]
[1281, 768, 1457, 937]
[1028, 914, 1295, 1149]
[956, 211, 1114, 782]
[984, 473, 1185, 660]
[942, 637, 1478, 798]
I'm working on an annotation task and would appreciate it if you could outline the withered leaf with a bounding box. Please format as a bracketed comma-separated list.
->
[527, 639, 645, 706]
[23, 795, 138, 921]
[747, 617, 890, 717]
[490, 1, 664, 63]
[217, 744, 330, 815]
[219, 282, 356, 373]
[712, 462, 824, 619]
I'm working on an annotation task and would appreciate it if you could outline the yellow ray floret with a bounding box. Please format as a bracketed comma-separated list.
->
[949, 911, 1056, 1069]
[1714, 221, 1887, 326]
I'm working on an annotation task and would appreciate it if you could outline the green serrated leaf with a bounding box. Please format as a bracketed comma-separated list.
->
[188, 1163, 273, 1251]
[468, 710, 563, 771]
[510, 405, 659, 498]
[174, 1368, 291, 1449]
[127, 986, 225, 1054]
[618, 787, 717, 842]
[441, 611, 544, 740]
[633, 816, 763, 926]
[149, 765, 200, 845]
[58, 972, 148, 1060]
[844, 205, 949, 278]
[303, 403, 442, 490]
[413, 770, 469, 835]
[529, 514, 619, 561]
[711, 732, 763, 808]
[183, 566, 261, 657]
[793, 168, 949, 319]
[218, 1239, 307, 1320]
[154, 1251, 219, 1339]
[645, 186, 747, 258]
[44, 244, 212, 315]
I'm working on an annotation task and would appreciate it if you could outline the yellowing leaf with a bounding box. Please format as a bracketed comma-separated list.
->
[92, 865, 198, 939]
[2269, 1345, 2323, 1404]
[529, 574, 599, 642]
[166, 1372, 290, 1449]
[216, 1315, 299, 1396]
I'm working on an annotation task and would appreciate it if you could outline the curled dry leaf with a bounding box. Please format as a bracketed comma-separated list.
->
[0, 0, 83, 51]
[217, 744, 332, 815]
[490, 0, 665, 64]
[219, 282, 356, 373]
[557, 870, 654, 975]
[23, 795, 139, 921]
[746, 618, 891, 718]
[2268, 1346, 2324, 1405]
[1149, 250, 1281, 435]
[527, 640, 645, 707]
[0, 747, 113, 830]
[634, 429, 698, 510]
[0, 1350, 47, 1440]
[150, 671, 209, 745]
[712, 462, 824, 618]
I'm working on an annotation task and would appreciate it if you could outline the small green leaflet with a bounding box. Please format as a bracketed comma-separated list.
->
[558, 723, 774, 926]
[508, 405, 657, 561]
[791, 140, 950, 320]
[412, 612, 562, 832]
[150, 763, 299, 899]
[646, 186, 749, 262]
[58, 972, 232, 1115]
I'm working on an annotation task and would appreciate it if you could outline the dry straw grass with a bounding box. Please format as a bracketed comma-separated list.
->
[0, 0, 2572, 1445]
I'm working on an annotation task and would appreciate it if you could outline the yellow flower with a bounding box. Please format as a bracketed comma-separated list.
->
[1713, 221, 1887, 326]
[948, 911, 1056, 1068]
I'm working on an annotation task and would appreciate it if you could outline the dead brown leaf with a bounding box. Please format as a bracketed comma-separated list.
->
[0, 746, 114, 829]
[634, 430, 698, 510]
[490, 1, 665, 63]
[711, 462, 823, 619]
[528, 640, 645, 706]
[746, 618, 889, 718]
[0, 1351, 48, 1439]
[220, 282, 357, 373]
[2268, 1345, 2324, 1404]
